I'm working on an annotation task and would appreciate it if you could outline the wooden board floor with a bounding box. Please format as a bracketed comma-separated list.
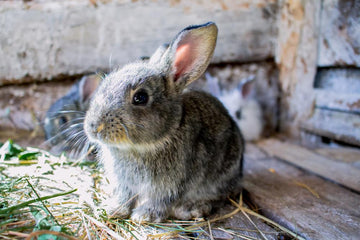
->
[243, 140, 360, 240]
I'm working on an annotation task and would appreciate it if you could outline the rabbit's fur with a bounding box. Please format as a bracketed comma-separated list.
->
[205, 73, 263, 141]
[84, 22, 244, 222]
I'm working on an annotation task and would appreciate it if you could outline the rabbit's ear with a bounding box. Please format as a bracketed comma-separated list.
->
[79, 74, 102, 102]
[238, 76, 255, 99]
[162, 22, 218, 91]
[149, 43, 169, 64]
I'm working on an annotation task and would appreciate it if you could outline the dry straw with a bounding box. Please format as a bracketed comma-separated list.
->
[0, 140, 304, 239]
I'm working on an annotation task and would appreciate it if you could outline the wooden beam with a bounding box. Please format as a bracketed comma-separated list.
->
[301, 108, 360, 147]
[315, 89, 360, 114]
[257, 138, 360, 192]
[0, 0, 277, 85]
[275, 0, 321, 136]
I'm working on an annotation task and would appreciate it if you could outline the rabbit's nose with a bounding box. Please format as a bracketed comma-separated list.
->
[96, 123, 105, 133]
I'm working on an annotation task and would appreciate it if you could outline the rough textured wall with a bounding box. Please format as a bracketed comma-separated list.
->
[0, 0, 277, 85]
[0, 80, 74, 133]
[318, 0, 360, 66]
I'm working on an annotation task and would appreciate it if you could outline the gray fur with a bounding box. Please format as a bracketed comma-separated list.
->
[84, 22, 244, 222]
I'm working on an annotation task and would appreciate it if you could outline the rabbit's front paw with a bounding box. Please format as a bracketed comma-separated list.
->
[131, 206, 166, 223]
[172, 201, 212, 220]
[102, 198, 131, 218]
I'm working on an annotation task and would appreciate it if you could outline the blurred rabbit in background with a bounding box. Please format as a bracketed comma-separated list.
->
[43, 74, 102, 157]
[204, 72, 263, 141]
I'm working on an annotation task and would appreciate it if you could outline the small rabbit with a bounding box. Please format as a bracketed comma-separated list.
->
[43, 74, 101, 156]
[43, 46, 170, 157]
[205, 73, 263, 141]
[84, 22, 244, 222]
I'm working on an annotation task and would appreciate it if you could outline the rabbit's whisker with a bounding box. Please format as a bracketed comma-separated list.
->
[52, 110, 86, 115]
[58, 122, 84, 132]
[71, 136, 88, 157]
[126, 122, 145, 128]
[57, 125, 84, 137]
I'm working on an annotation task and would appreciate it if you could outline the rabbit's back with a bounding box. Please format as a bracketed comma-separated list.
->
[180, 91, 244, 197]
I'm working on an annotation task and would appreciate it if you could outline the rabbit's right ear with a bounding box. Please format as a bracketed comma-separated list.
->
[79, 74, 102, 103]
[161, 22, 218, 92]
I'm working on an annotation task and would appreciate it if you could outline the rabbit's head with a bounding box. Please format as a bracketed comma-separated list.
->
[84, 22, 218, 147]
[43, 74, 101, 152]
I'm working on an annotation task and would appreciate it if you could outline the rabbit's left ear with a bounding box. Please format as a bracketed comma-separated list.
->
[162, 22, 218, 91]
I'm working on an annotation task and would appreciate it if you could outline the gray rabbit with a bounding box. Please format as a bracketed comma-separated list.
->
[84, 22, 244, 222]
[43, 74, 101, 156]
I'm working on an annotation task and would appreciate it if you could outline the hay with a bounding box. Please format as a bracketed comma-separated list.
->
[0, 140, 303, 239]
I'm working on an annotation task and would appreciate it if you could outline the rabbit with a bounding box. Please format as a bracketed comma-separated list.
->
[205, 73, 263, 141]
[83, 22, 244, 223]
[43, 74, 102, 156]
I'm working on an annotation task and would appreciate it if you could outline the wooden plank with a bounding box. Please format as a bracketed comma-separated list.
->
[318, 0, 360, 67]
[315, 147, 360, 169]
[257, 138, 360, 192]
[0, 0, 277, 85]
[243, 143, 360, 240]
[301, 108, 360, 147]
[275, 0, 320, 136]
[315, 89, 360, 114]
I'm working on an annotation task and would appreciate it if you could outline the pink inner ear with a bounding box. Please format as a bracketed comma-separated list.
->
[174, 43, 195, 81]
[241, 82, 252, 98]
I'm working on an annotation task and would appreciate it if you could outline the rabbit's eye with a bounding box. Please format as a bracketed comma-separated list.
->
[235, 110, 242, 119]
[132, 91, 149, 106]
[59, 116, 68, 126]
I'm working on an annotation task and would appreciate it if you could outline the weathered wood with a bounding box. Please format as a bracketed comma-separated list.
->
[301, 108, 360, 147]
[318, 0, 360, 67]
[315, 89, 360, 114]
[257, 138, 360, 192]
[243, 143, 360, 240]
[0, 0, 277, 85]
[315, 147, 360, 169]
[275, 0, 320, 136]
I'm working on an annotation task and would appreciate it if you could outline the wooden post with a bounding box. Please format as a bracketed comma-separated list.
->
[275, 0, 321, 136]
